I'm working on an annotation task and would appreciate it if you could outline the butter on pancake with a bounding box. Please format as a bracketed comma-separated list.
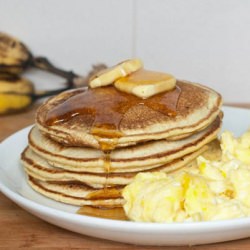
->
[114, 69, 176, 99]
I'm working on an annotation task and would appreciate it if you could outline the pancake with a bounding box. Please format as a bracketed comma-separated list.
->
[29, 116, 221, 173]
[21, 71, 223, 208]
[24, 139, 221, 207]
[168, 139, 222, 174]
[36, 81, 222, 149]
[22, 143, 211, 188]
[27, 176, 124, 206]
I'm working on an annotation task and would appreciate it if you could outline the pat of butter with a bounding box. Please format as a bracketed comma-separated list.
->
[89, 59, 143, 88]
[114, 69, 176, 99]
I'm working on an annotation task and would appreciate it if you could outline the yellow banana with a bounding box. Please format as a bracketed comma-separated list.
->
[0, 32, 31, 75]
[0, 32, 104, 115]
[0, 74, 75, 115]
[0, 75, 34, 114]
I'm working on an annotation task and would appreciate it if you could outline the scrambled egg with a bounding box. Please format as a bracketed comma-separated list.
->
[122, 129, 250, 222]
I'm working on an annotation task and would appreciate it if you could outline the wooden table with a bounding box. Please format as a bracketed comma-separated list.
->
[1, 103, 250, 250]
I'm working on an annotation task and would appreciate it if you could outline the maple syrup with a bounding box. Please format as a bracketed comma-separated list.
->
[85, 187, 122, 199]
[77, 205, 128, 220]
[103, 150, 111, 189]
[45, 85, 181, 150]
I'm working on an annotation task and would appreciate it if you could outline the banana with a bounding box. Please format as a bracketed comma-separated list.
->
[0, 74, 74, 115]
[0, 75, 34, 114]
[0, 32, 88, 115]
[89, 59, 143, 88]
[0, 32, 81, 86]
[0, 75, 34, 93]
[0, 93, 33, 114]
[0, 32, 31, 75]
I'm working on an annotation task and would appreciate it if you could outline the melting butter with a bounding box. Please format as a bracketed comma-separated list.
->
[114, 69, 176, 99]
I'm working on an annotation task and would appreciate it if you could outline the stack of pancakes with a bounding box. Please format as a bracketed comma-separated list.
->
[21, 80, 222, 207]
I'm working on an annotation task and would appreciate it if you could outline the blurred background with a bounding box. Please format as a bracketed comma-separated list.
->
[1, 0, 250, 103]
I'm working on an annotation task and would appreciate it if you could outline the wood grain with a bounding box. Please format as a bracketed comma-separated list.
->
[0, 103, 250, 249]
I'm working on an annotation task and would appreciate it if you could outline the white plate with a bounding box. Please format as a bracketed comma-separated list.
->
[0, 106, 250, 246]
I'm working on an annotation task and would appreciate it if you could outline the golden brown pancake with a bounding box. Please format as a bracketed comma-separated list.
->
[27, 176, 124, 206]
[36, 81, 222, 149]
[22, 76, 223, 208]
[28, 116, 221, 173]
[24, 139, 221, 206]
[22, 143, 211, 188]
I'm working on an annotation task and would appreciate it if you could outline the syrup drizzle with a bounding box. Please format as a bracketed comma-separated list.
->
[45, 85, 181, 150]
[77, 206, 128, 220]
[103, 150, 111, 189]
